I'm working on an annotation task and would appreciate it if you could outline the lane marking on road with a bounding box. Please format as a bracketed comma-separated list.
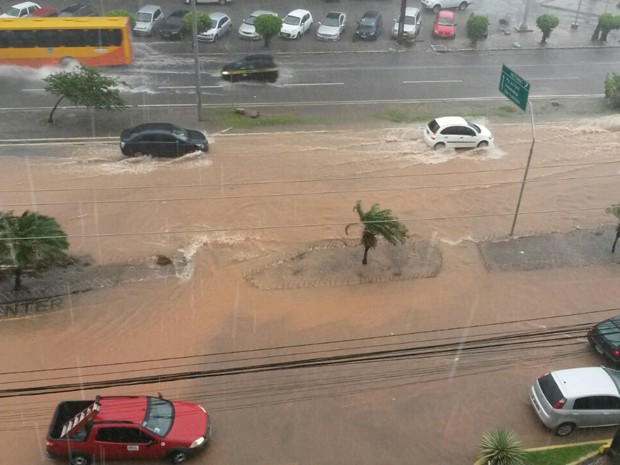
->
[158, 85, 223, 89]
[23, 89, 45, 92]
[402, 80, 463, 84]
[280, 82, 344, 87]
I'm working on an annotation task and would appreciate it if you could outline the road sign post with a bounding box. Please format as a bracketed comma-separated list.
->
[499, 65, 535, 236]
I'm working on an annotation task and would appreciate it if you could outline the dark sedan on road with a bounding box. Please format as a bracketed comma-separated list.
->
[120, 123, 208, 158]
[355, 10, 382, 41]
[588, 316, 620, 364]
[221, 54, 279, 83]
[159, 9, 190, 40]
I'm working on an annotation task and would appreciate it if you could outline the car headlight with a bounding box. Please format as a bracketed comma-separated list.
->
[190, 437, 205, 448]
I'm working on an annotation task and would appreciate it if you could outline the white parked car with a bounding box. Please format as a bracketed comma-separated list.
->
[238, 10, 278, 40]
[316, 11, 346, 41]
[421, 0, 471, 14]
[185, 0, 231, 4]
[530, 367, 620, 436]
[133, 4, 164, 36]
[424, 117, 493, 150]
[391, 7, 421, 40]
[280, 9, 313, 39]
[0, 1, 40, 18]
[197, 12, 232, 42]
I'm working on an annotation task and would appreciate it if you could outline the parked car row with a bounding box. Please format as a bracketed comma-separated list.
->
[0, 1, 96, 18]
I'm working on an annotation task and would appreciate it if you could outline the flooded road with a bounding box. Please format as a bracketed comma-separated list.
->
[0, 119, 619, 464]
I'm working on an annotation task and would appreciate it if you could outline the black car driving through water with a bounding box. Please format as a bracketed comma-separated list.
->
[220, 54, 279, 83]
[120, 123, 208, 158]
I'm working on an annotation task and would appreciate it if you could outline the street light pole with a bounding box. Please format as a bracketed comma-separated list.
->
[572, 0, 583, 29]
[517, 0, 532, 32]
[191, 0, 203, 122]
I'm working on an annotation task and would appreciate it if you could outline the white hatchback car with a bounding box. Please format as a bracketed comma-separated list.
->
[421, 0, 471, 14]
[280, 9, 313, 39]
[238, 10, 277, 40]
[0, 1, 40, 18]
[530, 367, 620, 436]
[197, 12, 232, 42]
[424, 116, 493, 150]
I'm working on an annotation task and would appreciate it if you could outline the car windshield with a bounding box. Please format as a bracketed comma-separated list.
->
[244, 15, 258, 25]
[5, 7, 21, 16]
[599, 320, 620, 347]
[360, 17, 376, 26]
[136, 12, 152, 23]
[284, 15, 301, 26]
[404, 15, 417, 25]
[165, 16, 183, 26]
[538, 373, 564, 405]
[171, 126, 189, 141]
[323, 14, 340, 27]
[465, 120, 481, 133]
[437, 17, 454, 26]
[142, 397, 174, 437]
[428, 119, 440, 134]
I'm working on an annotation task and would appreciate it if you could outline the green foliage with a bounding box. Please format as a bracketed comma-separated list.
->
[43, 65, 126, 122]
[254, 14, 283, 47]
[345, 201, 408, 265]
[605, 73, 620, 108]
[535, 14, 559, 43]
[105, 10, 135, 28]
[598, 12, 620, 31]
[607, 203, 620, 220]
[525, 442, 605, 465]
[479, 427, 526, 465]
[466, 15, 489, 45]
[182, 12, 211, 34]
[0, 210, 70, 290]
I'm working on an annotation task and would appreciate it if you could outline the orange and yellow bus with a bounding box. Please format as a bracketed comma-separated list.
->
[0, 17, 132, 68]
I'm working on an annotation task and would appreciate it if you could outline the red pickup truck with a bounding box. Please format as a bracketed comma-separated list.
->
[46, 395, 211, 465]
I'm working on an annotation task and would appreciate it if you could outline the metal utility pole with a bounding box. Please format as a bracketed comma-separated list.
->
[572, 0, 583, 29]
[517, 0, 532, 32]
[191, 0, 203, 121]
[397, 0, 407, 44]
[510, 100, 535, 236]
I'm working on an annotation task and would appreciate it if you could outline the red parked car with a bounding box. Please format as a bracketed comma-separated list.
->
[29, 6, 57, 16]
[433, 9, 456, 39]
[46, 395, 211, 465]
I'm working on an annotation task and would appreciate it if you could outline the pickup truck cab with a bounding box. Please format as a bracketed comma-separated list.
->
[46, 395, 211, 465]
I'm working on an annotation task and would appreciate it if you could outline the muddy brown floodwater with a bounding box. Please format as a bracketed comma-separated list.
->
[1, 118, 620, 465]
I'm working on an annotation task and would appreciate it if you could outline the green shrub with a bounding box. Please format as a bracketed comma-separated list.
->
[106, 10, 135, 28]
[467, 15, 489, 45]
[605, 72, 620, 108]
[479, 427, 526, 465]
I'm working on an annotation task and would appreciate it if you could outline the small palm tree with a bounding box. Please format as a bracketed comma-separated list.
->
[479, 427, 526, 465]
[345, 201, 408, 265]
[607, 204, 620, 253]
[0, 210, 70, 290]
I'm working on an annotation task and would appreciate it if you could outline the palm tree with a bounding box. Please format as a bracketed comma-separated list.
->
[0, 210, 70, 290]
[345, 201, 408, 265]
[607, 204, 620, 253]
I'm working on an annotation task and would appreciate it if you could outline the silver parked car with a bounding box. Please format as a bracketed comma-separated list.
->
[530, 366, 620, 436]
[197, 12, 232, 42]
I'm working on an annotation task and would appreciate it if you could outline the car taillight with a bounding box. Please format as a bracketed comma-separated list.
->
[552, 398, 567, 409]
[614, 349, 620, 359]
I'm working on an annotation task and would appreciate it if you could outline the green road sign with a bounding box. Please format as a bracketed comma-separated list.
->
[499, 64, 530, 112]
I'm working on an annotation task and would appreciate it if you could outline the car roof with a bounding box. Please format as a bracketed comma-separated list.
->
[168, 10, 189, 18]
[404, 7, 420, 15]
[137, 4, 161, 13]
[438, 9, 455, 18]
[12, 1, 39, 8]
[61, 3, 91, 12]
[209, 12, 228, 21]
[552, 367, 620, 398]
[286, 9, 310, 17]
[129, 123, 180, 134]
[96, 396, 148, 425]
[250, 10, 276, 17]
[362, 10, 381, 18]
[433, 116, 468, 127]
[326, 11, 345, 18]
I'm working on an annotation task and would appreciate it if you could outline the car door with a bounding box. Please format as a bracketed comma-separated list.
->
[94, 426, 163, 459]
[458, 125, 478, 147]
[590, 396, 620, 427]
[158, 133, 181, 157]
[153, 8, 163, 31]
[302, 13, 311, 33]
[438, 126, 460, 146]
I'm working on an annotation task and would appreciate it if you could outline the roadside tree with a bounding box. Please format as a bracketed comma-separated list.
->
[106, 9, 135, 28]
[0, 211, 70, 291]
[255, 14, 282, 48]
[466, 14, 489, 46]
[591, 13, 620, 42]
[345, 201, 408, 265]
[606, 204, 620, 253]
[478, 427, 526, 465]
[604, 72, 620, 108]
[536, 14, 559, 44]
[43, 65, 126, 124]
[182, 12, 211, 35]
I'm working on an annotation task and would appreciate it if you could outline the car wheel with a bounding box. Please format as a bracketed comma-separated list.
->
[213, 33, 218, 42]
[169, 449, 190, 464]
[477, 140, 489, 148]
[432, 5, 441, 13]
[69, 453, 92, 465]
[433, 142, 447, 150]
[555, 423, 576, 436]
[459, 1, 469, 10]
